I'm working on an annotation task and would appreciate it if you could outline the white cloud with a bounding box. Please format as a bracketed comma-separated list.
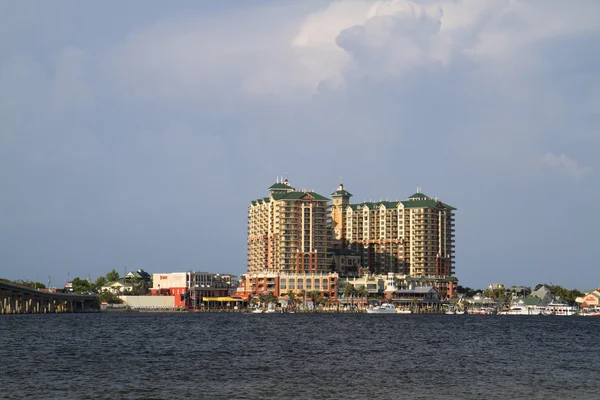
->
[539, 153, 592, 180]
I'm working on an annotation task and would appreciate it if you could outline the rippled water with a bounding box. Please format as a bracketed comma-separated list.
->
[1, 313, 599, 399]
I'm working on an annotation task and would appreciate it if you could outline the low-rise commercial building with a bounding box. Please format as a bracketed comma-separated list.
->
[151, 272, 236, 308]
[237, 272, 339, 300]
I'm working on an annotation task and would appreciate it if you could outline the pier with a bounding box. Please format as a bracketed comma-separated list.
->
[0, 281, 97, 314]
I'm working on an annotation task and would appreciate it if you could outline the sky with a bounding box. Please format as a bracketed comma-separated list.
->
[1, 0, 599, 290]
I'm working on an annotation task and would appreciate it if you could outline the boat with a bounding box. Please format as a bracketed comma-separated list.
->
[542, 299, 577, 316]
[445, 306, 464, 315]
[396, 308, 412, 314]
[579, 310, 600, 317]
[468, 307, 495, 315]
[366, 304, 397, 314]
[251, 308, 263, 314]
[264, 308, 277, 313]
[497, 301, 544, 316]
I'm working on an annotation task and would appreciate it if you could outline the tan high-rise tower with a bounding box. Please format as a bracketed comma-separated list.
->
[335, 186, 456, 278]
[247, 179, 330, 274]
[330, 183, 352, 242]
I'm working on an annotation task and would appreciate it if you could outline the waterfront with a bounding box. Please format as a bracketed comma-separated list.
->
[1, 314, 599, 399]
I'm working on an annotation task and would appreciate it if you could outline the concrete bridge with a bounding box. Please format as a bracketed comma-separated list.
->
[0, 282, 98, 314]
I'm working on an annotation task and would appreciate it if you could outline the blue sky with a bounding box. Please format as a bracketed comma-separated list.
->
[1, 0, 599, 290]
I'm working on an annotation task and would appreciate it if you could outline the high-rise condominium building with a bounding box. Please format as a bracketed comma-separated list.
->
[331, 184, 456, 277]
[247, 179, 330, 274]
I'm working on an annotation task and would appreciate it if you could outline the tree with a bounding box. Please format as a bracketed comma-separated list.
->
[457, 285, 478, 297]
[298, 289, 307, 309]
[99, 291, 123, 304]
[411, 298, 420, 312]
[259, 292, 277, 307]
[106, 269, 120, 283]
[309, 290, 323, 309]
[285, 290, 297, 309]
[95, 276, 108, 291]
[70, 277, 94, 294]
[342, 284, 358, 310]
[357, 285, 369, 304]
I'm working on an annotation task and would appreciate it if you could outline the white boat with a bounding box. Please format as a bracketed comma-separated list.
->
[396, 308, 412, 314]
[498, 302, 544, 316]
[579, 310, 600, 317]
[445, 307, 464, 315]
[265, 308, 277, 313]
[366, 304, 397, 314]
[468, 307, 495, 315]
[543, 299, 577, 316]
[251, 308, 263, 314]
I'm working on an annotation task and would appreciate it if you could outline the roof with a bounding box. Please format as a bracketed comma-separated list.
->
[331, 189, 353, 197]
[103, 280, 133, 288]
[531, 286, 552, 299]
[524, 296, 541, 306]
[273, 191, 329, 201]
[402, 199, 456, 210]
[408, 192, 431, 200]
[268, 182, 295, 190]
[202, 297, 244, 302]
[344, 199, 456, 211]
[397, 286, 438, 294]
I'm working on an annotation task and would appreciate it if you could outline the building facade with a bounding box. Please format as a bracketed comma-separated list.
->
[237, 271, 339, 300]
[247, 179, 330, 274]
[151, 272, 234, 308]
[331, 184, 456, 278]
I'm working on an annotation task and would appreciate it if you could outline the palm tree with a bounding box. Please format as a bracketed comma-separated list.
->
[342, 284, 358, 311]
[357, 285, 369, 307]
[411, 298, 420, 313]
[309, 290, 322, 312]
[285, 290, 296, 310]
[106, 269, 120, 283]
[298, 289, 307, 311]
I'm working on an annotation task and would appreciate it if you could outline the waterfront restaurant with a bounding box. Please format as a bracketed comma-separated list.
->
[151, 272, 233, 308]
[237, 271, 339, 300]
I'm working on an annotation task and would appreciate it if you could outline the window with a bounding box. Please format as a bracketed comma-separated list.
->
[306, 280, 312, 290]
[289, 280, 295, 290]
[298, 279, 304, 290]
[280, 278, 287, 290]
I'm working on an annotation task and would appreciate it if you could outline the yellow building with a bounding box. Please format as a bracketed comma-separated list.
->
[247, 179, 330, 274]
[331, 184, 456, 278]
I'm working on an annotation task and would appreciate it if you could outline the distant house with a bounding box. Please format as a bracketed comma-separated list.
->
[509, 286, 532, 297]
[101, 280, 134, 294]
[530, 286, 553, 306]
[124, 269, 152, 283]
[394, 286, 439, 301]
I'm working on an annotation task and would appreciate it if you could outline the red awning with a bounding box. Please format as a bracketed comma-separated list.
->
[231, 293, 251, 300]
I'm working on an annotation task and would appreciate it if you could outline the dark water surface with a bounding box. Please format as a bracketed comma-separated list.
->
[1, 313, 599, 399]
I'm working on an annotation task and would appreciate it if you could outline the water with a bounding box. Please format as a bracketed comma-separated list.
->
[1, 313, 599, 399]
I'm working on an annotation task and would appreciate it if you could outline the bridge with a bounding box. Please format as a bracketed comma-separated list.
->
[0, 282, 98, 314]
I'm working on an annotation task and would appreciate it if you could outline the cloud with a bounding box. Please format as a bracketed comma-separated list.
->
[539, 153, 593, 180]
[1, 0, 600, 288]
